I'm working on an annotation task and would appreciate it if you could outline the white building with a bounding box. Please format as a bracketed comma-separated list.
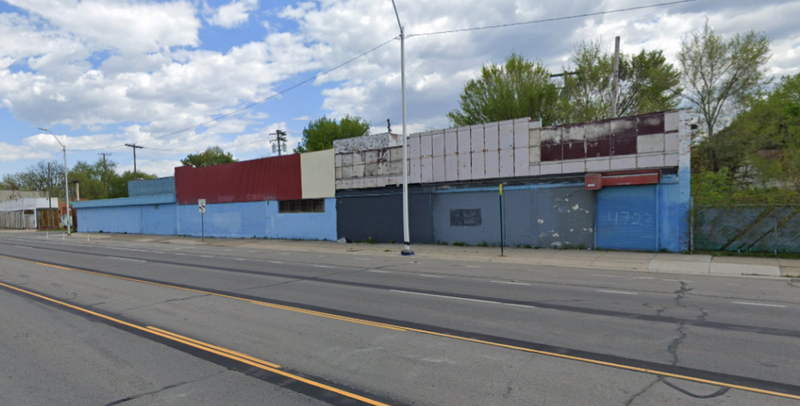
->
[0, 197, 59, 229]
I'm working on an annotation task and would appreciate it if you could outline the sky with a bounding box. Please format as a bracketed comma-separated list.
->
[0, 0, 798, 178]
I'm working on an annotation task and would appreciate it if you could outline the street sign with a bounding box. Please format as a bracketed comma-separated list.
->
[198, 198, 207, 214]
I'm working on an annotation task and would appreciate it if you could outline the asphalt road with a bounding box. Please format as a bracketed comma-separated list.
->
[0, 231, 798, 405]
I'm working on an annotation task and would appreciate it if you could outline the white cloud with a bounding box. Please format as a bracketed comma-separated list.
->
[208, 0, 258, 28]
[1, 0, 799, 172]
[4, 0, 200, 54]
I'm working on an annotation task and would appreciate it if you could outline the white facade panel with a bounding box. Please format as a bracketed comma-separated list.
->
[529, 128, 541, 147]
[637, 153, 665, 168]
[529, 146, 541, 164]
[484, 123, 499, 178]
[513, 119, 529, 149]
[562, 160, 586, 174]
[664, 153, 679, 166]
[499, 149, 514, 178]
[421, 156, 433, 183]
[433, 154, 446, 182]
[457, 127, 471, 180]
[499, 120, 514, 150]
[664, 133, 679, 152]
[664, 111, 680, 133]
[409, 135, 421, 183]
[514, 147, 529, 176]
[610, 156, 637, 170]
[637, 133, 664, 153]
[445, 154, 459, 182]
[445, 128, 458, 155]
[586, 157, 610, 172]
[540, 162, 562, 175]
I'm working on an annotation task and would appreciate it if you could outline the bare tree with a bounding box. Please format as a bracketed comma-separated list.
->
[679, 22, 770, 139]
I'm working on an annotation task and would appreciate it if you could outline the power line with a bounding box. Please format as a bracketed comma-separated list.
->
[406, 0, 697, 38]
[159, 36, 398, 139]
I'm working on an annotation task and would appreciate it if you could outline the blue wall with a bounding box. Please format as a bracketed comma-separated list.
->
[76, 204, 177, 235]
[128, 177, 175, 197]
[176, 198, 337, 240]
[595, 175, 689, 252]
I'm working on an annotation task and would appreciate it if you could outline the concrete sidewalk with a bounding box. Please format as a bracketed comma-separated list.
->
[72, 232, 799, 278]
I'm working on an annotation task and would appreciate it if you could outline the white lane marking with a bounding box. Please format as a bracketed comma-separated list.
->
[390, 290, 538, 310]
[198, 255, 214, 258]
[174, 253, 187, 256]
[732, 301, 787, 308]
[465, 265, 481, 269]
[312, 264, 335, 269]
[595, 289, 639, 295]
[268, 260, 284, 264]
[391, 290, 503, 305]
[366, 269, 392, 274]
[662, 278, 694, 283]
[634, 276, 655, 280]
[418, 273, 444, 278]
[108, 257, 146, 263]
[233, 258, 247, 262]
[593, 274, 623, 278]
[490, 280, 531, 286]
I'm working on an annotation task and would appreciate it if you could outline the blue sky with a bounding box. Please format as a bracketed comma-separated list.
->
[0, 0, 798, 178]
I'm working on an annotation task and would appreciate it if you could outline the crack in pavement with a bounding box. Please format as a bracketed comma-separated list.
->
[104, 370, 226, 405]
[658, 282, 729, 400]
[624, 377, 660, 406]
[120, 293, 210, 313]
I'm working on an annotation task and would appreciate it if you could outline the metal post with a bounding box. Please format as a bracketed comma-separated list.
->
[499, 184, 504, 257]
[400, 28, 413, 256]
[611, 36, 620, 118]
[201, 212, 205, 242]
[62, 145, 71, 235]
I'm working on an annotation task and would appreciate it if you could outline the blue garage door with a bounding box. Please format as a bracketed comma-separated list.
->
[596, 185, 658, 251]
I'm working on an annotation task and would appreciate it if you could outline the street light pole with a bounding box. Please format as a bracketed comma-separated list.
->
[391, 0, 413, 256]
[39, 128, 71, 235]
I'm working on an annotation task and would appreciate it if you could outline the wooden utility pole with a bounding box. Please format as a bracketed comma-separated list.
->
[124, 143, 143, 176]
[269, 130, 287, 156]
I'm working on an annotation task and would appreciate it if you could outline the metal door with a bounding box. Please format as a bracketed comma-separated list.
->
[596, 185, 658, 251]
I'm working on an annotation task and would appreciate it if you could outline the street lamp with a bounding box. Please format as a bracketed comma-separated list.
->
[391, 0, 413, 256]
[39, 128, 71, 235]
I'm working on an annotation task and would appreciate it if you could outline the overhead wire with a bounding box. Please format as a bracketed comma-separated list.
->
[406, 0, 697, 38]
[158, 36, 399, 138]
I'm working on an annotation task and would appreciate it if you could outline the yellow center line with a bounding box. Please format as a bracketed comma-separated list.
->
[0, 279, 388, 406]
[6, 254, 800, 401]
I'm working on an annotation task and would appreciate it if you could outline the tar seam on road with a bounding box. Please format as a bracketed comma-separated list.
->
[2, 254, 799, 401]
[0, 279, 393, 406]
[4, 240, 797, 338]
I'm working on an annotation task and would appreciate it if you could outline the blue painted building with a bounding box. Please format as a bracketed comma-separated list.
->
[73, 151, 339, 241]
[73, 178, 177, 235]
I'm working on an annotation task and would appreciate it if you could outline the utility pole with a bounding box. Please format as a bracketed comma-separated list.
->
[124, 143, 143, 177]
[611, 35, 621, 118]
[46, 161, 52, 209]
[39, 128, 71, 236]
[391, 0, 413, 256]
[98, 152, 112, 196]
[269, 130, 287, 156]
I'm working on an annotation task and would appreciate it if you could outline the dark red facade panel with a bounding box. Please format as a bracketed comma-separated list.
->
[175, 154, 302, 205]
[585, 170, 661, 190]
[540, 140, 563, 161]
[636, 112, 665, 135]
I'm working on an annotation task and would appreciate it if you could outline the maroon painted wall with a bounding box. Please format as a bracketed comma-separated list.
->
[541, 112, 667, 162]
[175, 154, 301, 205]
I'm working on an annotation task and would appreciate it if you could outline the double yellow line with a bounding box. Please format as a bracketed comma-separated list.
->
[0, 279, 388, 406]
[4, 255, 800, 401]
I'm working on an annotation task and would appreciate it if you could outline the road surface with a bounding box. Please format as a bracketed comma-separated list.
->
[0, 232, 798, 405]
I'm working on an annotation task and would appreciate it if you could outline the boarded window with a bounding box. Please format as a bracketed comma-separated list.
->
[450, 209, 482, 226]
[279, 199, 325, 213]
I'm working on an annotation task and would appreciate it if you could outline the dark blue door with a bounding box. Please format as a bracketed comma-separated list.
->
[596, 185, 658, 251]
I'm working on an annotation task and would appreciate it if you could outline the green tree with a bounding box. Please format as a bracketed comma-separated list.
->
[1, 160, 64, 198]
[295, 116, 369, 153]
[726, 73, 800, 190]
[560, 42, 682, 123]
[679, 22, 770, 139]
[109, 170, 156, 198]
[448, 54, 560, 126]
[180, 146, 237, 168]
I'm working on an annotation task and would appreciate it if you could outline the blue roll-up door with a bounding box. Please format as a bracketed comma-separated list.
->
[596, 185, 658, 251]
